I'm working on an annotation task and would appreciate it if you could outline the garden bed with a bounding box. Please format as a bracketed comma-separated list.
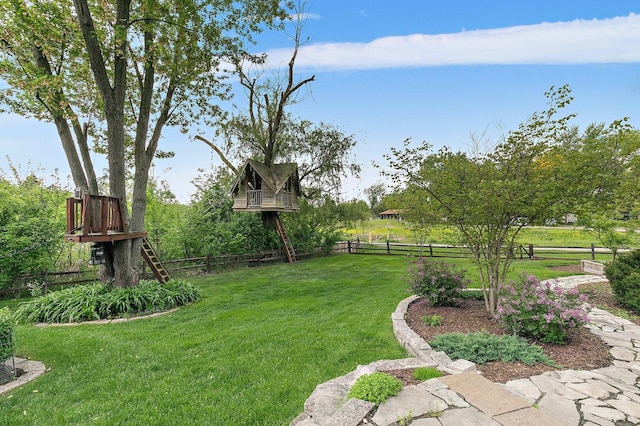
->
[404, 281, 619, 384]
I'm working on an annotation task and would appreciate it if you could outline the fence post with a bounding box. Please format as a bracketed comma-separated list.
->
[206, 254, 211, 273]
[528, 243, 534, 260]
[386, 241, 390, 254]
[429, 244, 433, 257]
[347, 240, 352, 254]
[519, 245, 523, 259]
[591, 243, 595, 261]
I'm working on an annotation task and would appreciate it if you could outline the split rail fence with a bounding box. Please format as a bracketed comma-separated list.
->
[2, 241, 617, 298]
[334, 239, 619, 262]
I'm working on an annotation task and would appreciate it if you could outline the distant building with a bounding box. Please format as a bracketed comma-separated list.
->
[378, 209, 403, 220]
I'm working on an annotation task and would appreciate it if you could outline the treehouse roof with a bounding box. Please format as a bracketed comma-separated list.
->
[231, 159, 300, 194]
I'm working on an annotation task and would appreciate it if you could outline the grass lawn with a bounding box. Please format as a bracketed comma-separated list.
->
[0, 254, 582, 425]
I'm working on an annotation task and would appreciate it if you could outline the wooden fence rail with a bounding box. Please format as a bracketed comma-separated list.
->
[1, 242, 618, 298]
[339, 240, 618, 261]
[0, 248, 324, 298]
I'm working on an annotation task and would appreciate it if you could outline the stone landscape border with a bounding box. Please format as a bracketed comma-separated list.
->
[0, 357, 46, 395]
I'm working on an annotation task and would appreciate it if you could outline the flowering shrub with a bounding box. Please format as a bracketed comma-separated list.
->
[408, 259, 469, 306]
[495, 273, 590, 344]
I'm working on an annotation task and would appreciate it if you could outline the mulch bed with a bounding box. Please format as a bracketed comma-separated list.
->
[401, 279, 629, 384]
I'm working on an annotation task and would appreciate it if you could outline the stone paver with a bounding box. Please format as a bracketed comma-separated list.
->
[291, 275, 640, 426]
[438, 373, 530, 417]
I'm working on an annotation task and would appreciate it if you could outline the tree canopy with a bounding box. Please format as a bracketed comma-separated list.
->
[198, 3, 360, 200]
[0, 0, 288, 287]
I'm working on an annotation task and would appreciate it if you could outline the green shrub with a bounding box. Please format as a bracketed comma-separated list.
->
[0, 307, 14, 362]
[14, 280, 201, 324]
[429, 331, 556, 366]
[495, 273, 590, 344]
[408, 259, 469, 306]
[347, 372, 403, 405]
[605, 249, 640, 314]
[421, 314, 442, 326]
[413, 367, 443, 381]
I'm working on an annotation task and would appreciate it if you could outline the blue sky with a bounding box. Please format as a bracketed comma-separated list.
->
[1, 1, 639, 202]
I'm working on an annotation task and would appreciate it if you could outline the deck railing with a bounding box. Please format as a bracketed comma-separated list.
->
[247, 190, 262, 207]
[66, 194, 126, 236]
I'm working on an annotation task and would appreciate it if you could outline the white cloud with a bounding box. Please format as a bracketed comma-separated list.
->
[264, 13, 640, 70]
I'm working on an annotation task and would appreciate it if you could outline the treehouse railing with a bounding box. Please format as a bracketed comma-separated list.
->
[66, 194, 126, 236]
[247, 190, 262, 207]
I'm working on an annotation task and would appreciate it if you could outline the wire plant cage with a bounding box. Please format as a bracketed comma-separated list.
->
[0, 318, 16, 385]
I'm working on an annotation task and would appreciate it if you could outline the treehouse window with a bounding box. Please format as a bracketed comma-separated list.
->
[247, 168, 262, 190]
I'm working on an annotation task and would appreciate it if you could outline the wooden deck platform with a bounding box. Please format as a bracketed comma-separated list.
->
[64, 231, 147, 243]
[65, 193, 146, 244]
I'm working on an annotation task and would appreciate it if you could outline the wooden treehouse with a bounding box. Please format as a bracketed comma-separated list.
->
[65, 192, 170, 283]
[231, 160, 300, 262]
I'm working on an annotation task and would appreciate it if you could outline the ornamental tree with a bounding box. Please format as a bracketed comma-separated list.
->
[379, 85, 614, 313]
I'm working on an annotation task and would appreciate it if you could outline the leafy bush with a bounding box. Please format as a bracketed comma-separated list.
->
[605, 249, 640, 314]
[413, 367, 443, 381]
[494, 273, 590, 344]
[408, 259, 469, 306]
[0, 307, 14, 362]
[347, 372, 403, 406]
[14, 280, 201, 324]
[429, 331, 556, 366]
[421, 314, 442, 326]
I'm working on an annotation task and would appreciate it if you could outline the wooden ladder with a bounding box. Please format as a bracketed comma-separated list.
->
[274, 214, 297, 263]
[141, 238, 171, 283]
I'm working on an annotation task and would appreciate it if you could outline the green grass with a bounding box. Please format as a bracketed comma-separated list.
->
[0, 254, 589, 424]
[0, 256, 412, 425]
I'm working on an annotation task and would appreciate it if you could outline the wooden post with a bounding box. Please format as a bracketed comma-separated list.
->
[429, 243, 433, 257]
[206, 254, 211, 273]
[347, 240, 352, 254]
[82, 193, 91, 235]
[519, 245, 523, 259]
[528, 243, 534, 259]
[100, 198, 108, 235]
[386, 241, 390, 254]
[591, 243, 595, 261]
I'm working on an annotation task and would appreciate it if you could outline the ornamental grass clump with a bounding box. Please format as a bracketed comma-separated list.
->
[14, 279, 201, 324]
[408, 258, 469, 306]
[495, 273, 590, 344]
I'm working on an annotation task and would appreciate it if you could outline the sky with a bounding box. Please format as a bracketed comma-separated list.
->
[1, 0, 639, 203]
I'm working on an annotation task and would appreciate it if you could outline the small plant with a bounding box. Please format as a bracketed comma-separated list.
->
[0, 307, 14, 362]
[413, 367, 443, 381]
[429, 331, 556, 366]
[427, 409, 443, 418]
[494, 273, 590, 344]
[421, 314, 442, 326]
[347, 372, 403, 406]
[408, 259, 469, 306]
[27, 280, 47, 297]
[396, 411, 413, 425]
[605, 249, 640, 314]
